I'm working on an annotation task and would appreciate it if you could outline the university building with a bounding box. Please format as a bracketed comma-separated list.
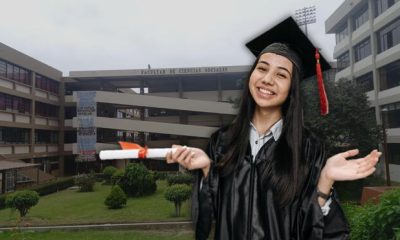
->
[0, 41, 250, 193]
[326, 0, 400, 181]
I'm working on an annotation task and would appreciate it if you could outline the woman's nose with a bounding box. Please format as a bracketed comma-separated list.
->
[261, 72, 275, 85]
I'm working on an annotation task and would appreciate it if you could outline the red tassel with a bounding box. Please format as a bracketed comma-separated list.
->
[315, 49, 329, 115]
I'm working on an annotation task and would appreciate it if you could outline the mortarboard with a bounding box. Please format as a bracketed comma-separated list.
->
[245, 16, 330, 115]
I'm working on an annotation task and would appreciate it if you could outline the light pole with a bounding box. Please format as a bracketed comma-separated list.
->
[295, 6, 316, 36]
[381, 108, 391, 186]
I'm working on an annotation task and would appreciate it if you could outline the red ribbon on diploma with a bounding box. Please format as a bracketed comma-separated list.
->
[118, 141, 148, 159]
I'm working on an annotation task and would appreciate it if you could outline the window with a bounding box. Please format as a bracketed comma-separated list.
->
[35, 74, 59, 95]
[375, 0, 398, 17]
[353, 5, 369, 30]
[379, 59, 400, 90]
[388, 143, 400, 164]
[0, 127, 30, 144]
[336, 24, 349, 43]
[35, 130, 59, 144]
[0, 93, 31, 113]
[354, 38, 371, 62]
[356, 72, 374, 91]
[0, 59, 30, 85]
[35, 102, 59, 118]
[0, 60, 6, 78]
[381, 101, 400, 128]
[377, 18, 400, 52]
[337, 51, 350, 71]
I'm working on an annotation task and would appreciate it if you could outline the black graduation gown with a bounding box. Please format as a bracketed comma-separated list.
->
[191, 127, 349, 240]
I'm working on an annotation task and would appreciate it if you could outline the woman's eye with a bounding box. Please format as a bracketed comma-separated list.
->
[277, 73, 287, 79]
[257, 67, 267, 72]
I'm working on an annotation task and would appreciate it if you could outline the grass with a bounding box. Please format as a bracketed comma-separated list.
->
[0, 229, 193, 240]
[0, 180, 191, 226]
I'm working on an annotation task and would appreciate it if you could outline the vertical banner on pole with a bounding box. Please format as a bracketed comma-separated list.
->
[76, 91, 97, 162]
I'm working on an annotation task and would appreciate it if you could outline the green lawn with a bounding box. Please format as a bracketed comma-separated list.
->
[0, 181, 191, 226]
[0, 229, 193, 240]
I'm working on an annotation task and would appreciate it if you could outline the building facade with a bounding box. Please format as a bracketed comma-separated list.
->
[326, 0, 400, 182]
[0, 43, 64, 193]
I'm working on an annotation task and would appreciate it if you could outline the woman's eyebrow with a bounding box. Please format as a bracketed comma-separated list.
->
[258, 60, 291, 76]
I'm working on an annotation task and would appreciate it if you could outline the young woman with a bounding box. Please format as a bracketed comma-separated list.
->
[166, 21, 381, 240]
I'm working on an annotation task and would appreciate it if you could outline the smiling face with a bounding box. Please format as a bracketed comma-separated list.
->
[249, 52, 293, 114]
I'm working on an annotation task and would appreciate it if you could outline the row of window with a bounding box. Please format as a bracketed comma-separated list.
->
[381, 101, 400, 129]
[36, 74, 59, 95]
[0, 59, 60, 95]
[388, 143, 400, 164]
[375, 0, 399, 17]
[0, 59, 31, 85]
[0, 92, 62, 117]
[0, 93, 31, 114]
[35, 102, 59, 118]
[35, 130, 59, 144]
[336, 0, 399, 43]
[354, 58, 400, 92]
[0, 127, 30, 144]
[0, 127, 61, 144]
[337, 17, 400, 71]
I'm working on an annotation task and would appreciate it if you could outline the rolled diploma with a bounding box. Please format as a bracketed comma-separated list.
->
[99, 148, 179, 160]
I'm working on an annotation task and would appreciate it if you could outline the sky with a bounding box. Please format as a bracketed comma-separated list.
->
[0, 0, 344, 76]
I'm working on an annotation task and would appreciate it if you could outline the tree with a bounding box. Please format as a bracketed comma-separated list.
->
[6, 190, 40, 217]
[74, 172, 96, 192]
[302, 78, 381, 157]
[302, 78, 382, 201]
[104, 185, 127, 209]
[119, 163, 156, 197]
[164, 184, 192, 217]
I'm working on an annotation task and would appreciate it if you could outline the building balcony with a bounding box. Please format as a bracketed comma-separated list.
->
[378, 86, 400, 105]
[0, 110, 31, 124]
[376, 44, 400, 69]
[333, 38, 350, 59]
[35, 89, 60, 102]
[0, 77, 32, 95]
[353, 55, 373, 77]
[34, 116, 59, 127]
[0, 143, 59, 156]
[351, 22, 371, 46]
[335, 67, 352, 82]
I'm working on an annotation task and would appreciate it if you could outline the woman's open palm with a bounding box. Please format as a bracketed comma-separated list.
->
[324, 149, 381, 181]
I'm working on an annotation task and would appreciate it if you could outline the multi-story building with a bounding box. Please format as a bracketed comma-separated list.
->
[0, 43, 64, 193]
[326, 0, 400, 182]
[0, 41, 249, 192]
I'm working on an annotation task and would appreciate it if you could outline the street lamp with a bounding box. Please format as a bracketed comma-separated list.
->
[381, 107, 391, 186]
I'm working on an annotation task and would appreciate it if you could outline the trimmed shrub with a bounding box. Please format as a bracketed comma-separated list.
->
[119, 163, 156, 197]
[164, 184, 192, 217]
[6, 190, 39, 217]
[111, 169, 124, 186]
[29, 177, 75, 196]
[104, 185, 127, 209]
[166, 173, 194, 186]
[74, 172, 96, 192]
[343, 188, 400, 239]
[103, 166, 117, 184]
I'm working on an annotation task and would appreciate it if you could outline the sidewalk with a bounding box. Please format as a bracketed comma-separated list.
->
[0, 221, 193, 232]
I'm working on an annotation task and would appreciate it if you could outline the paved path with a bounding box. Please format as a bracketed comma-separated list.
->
[0, 221, 193, 232]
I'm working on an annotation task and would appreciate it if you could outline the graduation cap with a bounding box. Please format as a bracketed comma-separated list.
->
[245, 16, 330, 115]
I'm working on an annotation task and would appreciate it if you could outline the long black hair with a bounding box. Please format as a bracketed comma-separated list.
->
[217, 46, 306, 206]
